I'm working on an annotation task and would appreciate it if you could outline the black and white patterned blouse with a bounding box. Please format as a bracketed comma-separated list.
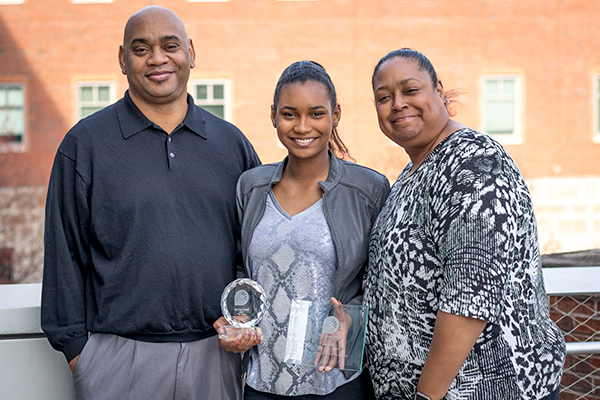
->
[364, 128, 565, 399]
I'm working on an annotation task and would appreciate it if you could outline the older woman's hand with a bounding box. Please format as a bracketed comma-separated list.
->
[416, 311, 487, 399]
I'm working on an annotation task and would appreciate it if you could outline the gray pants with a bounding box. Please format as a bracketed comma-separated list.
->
[73, 333, 243, 400]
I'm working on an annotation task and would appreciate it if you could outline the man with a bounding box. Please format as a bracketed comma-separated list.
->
[41, 6, 259, 399]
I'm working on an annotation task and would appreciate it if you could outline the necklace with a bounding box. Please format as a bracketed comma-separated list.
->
[407, 119, 451, 176]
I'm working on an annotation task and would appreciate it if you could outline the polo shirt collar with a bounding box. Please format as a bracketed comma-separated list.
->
[117, 91, 207, 139]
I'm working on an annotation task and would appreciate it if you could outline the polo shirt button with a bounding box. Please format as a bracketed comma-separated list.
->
[170, 152, 175, 158]
[168, 137, 172, 142]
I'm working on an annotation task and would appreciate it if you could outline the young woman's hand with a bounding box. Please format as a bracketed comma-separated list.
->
[313, 297, 353, 372]
[213, 316, 262, 353]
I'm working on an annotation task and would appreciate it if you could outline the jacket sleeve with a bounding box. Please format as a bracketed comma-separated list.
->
[41, 150, 90, 362]
[234, 175, 249, 279]
[234, 144, 260, 280]
[352, 174, 391, 306]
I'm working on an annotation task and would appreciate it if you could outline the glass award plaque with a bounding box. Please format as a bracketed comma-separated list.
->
[283, 300, 368, 371]
[219, 278, 267, 341]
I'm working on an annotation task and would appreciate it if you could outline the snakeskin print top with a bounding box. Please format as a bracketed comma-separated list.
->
[246, 192, 359, 395]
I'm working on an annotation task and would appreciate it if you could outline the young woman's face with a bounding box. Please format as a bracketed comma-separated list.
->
[372, 57, 447, 149]
[272, 81, 340, 162]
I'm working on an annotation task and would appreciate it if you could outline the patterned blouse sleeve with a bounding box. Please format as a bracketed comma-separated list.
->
[431, 140, 521, 324]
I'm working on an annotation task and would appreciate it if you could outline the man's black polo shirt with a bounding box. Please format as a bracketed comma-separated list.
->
[41, 91, 260, 362]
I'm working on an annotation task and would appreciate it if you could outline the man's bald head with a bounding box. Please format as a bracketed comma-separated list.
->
[123, 6, 189, 48]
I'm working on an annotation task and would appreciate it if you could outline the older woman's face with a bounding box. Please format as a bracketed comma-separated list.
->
[372, 57, 447, 149]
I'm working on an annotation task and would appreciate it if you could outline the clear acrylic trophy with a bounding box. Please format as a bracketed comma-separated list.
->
[284, 300, 368, 371]
[219, 278, 267, 341]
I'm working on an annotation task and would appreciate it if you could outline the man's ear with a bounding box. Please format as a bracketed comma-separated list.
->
[118, 45, 127, 75]
[189, 39, 196, 69]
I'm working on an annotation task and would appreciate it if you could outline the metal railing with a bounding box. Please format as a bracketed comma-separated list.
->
[543, 266, 600, 399]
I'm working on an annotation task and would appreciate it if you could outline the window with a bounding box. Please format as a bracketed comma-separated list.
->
[190, 79, 231, 121]
[0, 84, 25, 145]
[594, 75, 600, 143]
[77, 82, 116, 120]
[481, 75, 522, 144]
[72, 0, 113, 3]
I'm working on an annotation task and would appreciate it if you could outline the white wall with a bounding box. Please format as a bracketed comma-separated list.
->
[529, 176, 600, 254]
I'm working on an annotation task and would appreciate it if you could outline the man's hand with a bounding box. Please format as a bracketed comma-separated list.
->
[313, 297, 352, 372]
[213, 316, 261, 353]
[69, 354, 80, 374]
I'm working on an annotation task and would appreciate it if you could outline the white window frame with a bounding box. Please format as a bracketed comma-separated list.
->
[72, 0, 113, 3]
[76, 81, 116, 120]
[594, 74, 600, 143]
[190, 79, 232, 122]
[481, 75, 523, 145]
[0, 83, 26, 153]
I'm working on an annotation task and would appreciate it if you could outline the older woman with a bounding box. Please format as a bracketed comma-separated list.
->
[363, 48, 565, 400]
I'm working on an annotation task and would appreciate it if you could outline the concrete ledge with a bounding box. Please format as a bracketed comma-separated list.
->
[0, 337, 74, 399]
[0, 283, 74, 399]
[542, 266, 600, 295]
[0, 283, 43, 335]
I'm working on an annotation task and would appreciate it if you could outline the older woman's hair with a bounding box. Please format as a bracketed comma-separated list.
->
[273, 61, 351, 160]
[372, 48, 438, 87]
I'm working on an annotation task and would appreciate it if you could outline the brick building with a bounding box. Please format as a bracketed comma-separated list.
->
[1, 0, 600, 280]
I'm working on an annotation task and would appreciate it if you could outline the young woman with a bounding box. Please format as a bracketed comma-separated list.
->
[215, 60, 389, 399]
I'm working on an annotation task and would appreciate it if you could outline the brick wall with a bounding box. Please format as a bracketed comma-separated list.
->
[1, 2, 600, 272]
[1, 0, 600, 184]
